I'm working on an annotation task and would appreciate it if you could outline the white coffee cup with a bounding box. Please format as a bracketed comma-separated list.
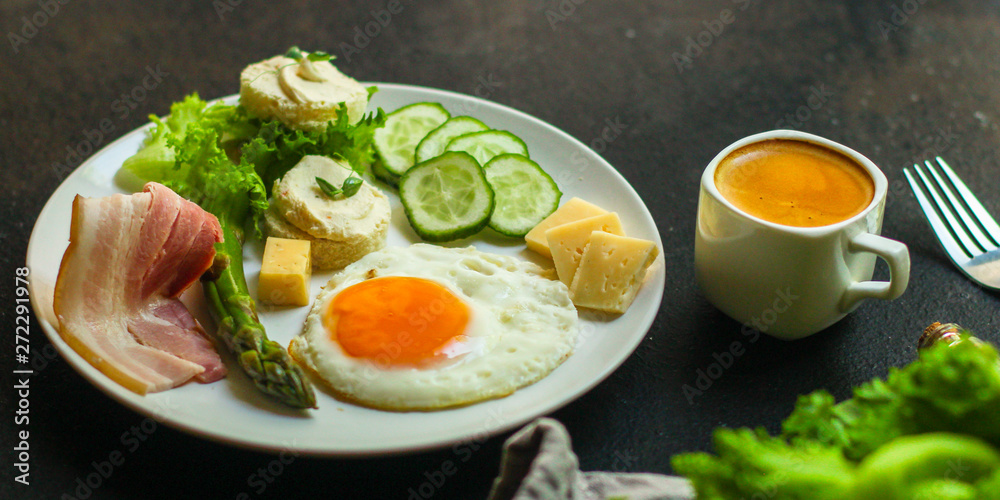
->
[694, 130, 910, 340]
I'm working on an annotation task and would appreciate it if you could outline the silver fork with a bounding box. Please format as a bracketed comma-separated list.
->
[904, 157, 1000, 290]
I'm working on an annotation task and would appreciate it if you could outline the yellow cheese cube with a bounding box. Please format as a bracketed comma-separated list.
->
[569, 231, 659, 314]
[546, 212, 624, 287]
[525, 197, 608, 259]
[258, 237, 312, 307]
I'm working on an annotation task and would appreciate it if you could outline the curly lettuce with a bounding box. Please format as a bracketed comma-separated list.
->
[114, 93, 209, 192]
[242, 100, 386, 189]
[673, 338, 1000, 499]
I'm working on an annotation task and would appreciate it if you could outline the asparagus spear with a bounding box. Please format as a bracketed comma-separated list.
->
[203, 223, 316, 408]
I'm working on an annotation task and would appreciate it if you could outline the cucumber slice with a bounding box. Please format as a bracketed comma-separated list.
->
[374, 102, 450, 177]
[444, 130, 529, 167]
[415, 116, 490, 164]
[371, 158, 400, 187]
[483, 154, 562, 237]
[399, 152, 495, 242]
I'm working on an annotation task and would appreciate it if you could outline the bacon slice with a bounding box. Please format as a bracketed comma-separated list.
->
[54, 182, 227, 394]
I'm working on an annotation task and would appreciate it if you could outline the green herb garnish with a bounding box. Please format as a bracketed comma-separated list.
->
[316, 176, 341, 198]
[316, 173, 362, 199]
[342, 176, 363, 197]
[307, 51, 332, 62]
[250, 46, 337, 85]
[285, 46, 333, 63]
[284, 46, 305, 60]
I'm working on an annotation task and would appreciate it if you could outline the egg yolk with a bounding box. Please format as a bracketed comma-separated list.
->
[325, 276, 470, 367]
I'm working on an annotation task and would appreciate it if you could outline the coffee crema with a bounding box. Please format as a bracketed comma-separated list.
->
[714, 139, 875, 228]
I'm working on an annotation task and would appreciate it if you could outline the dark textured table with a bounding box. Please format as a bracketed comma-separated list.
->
[3, 1, 1000, 498]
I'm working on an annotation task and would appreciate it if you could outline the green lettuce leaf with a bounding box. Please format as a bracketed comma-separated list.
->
[672, 428, 855, 499]
[977, 469, 1000, 499]
[164, 113, 267, 241]
[114, 94, 215, 192]
[900, 340, 1000, 443]
[673, 338, 1000, 499]
[243, 104, 386, 190]
[781, 376, 914, 461]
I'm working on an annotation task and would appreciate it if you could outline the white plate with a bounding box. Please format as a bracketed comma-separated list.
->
[27, 83, 665, 456]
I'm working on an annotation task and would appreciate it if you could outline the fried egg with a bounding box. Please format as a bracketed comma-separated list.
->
[288, 244, 579, 411]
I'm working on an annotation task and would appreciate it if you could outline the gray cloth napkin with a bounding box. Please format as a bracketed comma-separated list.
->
[488, 418, 695, 500]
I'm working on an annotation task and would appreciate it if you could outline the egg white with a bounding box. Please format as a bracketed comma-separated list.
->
[289, 244, 579, 411]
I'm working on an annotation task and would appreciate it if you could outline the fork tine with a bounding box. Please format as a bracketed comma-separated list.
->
[913, 163, 981, 258]
[924, 160, 995, 253]
[934, 157, 1000, 246]
[905, 167, 974, 263]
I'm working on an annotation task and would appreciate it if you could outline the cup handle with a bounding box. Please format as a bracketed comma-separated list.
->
[840, 232, 910, 312]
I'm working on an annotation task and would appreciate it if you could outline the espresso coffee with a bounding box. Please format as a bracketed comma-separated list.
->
[714, 139, 875, 227]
